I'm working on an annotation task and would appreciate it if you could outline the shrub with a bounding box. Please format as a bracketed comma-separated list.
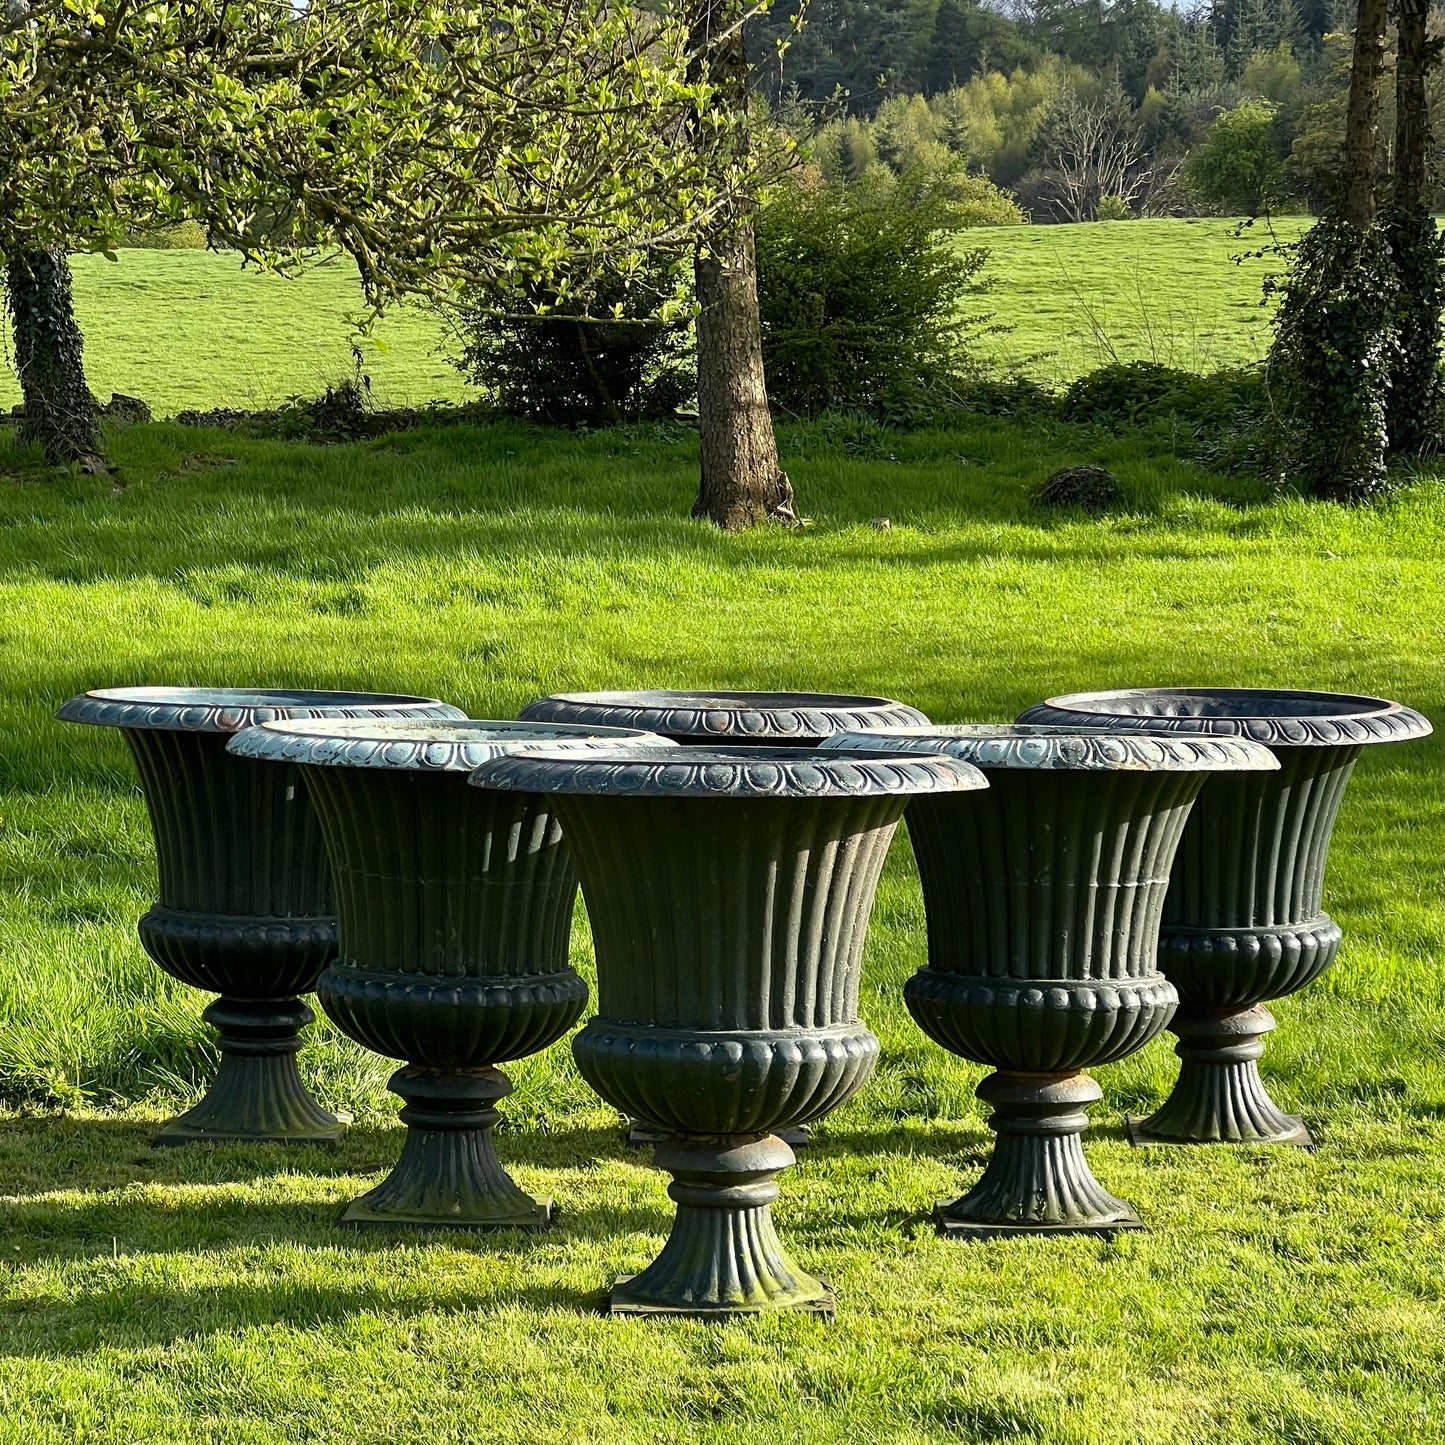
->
[1096, 196, 1135, 221]
[754, 174, 992, 417]
[1058, 361, 1273, 474]
[1059, 362, 1200, 427]
[122, 220, 208, 249]
[456, 259, 694, 427]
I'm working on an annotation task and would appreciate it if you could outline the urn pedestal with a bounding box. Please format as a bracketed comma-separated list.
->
[1017, 689, 1433, 1147]
[228, 718, 668, 1229]
[519, 689, 930, 1148]
[828, 725, 1277, 1235]
[55, 687, 464, 1145]
[474, 743, 982, 1316]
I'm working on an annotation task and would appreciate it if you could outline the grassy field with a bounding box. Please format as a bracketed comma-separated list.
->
[0, 406, 1440, 1443]
[0, 218, 1313, 416]
[975, 216, 1313, 382]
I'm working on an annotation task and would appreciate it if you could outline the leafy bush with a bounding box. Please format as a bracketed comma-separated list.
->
[1059, 362, 1201, 426]
[754, 174, 993, 417]
[1096, 195, 1135, 221]
[456, 260, 694, 427]
[1264, 215, 1398, 502]
[122, 221, 208, 250]
[1059, 361, 1273, 474]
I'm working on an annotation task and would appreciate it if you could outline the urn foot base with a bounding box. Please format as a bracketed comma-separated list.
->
[341, 1066, 548, 1231]
[933, 1202, 1143, 1240]
[1133, 1005, 1315, 1147]
[1127, 1113, 1313, 1150]
[940, 1071, 1140, 1233]
[155, 997, 344, 1147]
[615, 1134, 829, 1317]
[608, 1274, 834, 1319]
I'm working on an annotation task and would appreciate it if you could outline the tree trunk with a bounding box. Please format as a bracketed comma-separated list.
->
[4, 250, 104, 468]
[1385, 0, 1445, 454]
[1393, 0, 1434, 208]
[688, 0, 793, 530]
[1340, 0, 1389, 230]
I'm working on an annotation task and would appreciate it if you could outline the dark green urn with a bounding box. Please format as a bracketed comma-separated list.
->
[1017, 689, 1433, 1147]
[519, 689, 930, 746]
[55, 687, 464, 1146]
[227, 718, 669, 1229]
[828, 725, 1278, 1236]
[519, 689, 931, 1149]
[472, 743, 983, 1316]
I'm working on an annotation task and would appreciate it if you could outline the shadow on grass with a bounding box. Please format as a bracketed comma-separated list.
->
[0, 1263, 607, 1357]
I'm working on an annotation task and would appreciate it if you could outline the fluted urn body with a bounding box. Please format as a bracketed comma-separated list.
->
[1017, 689, 1433, 1147]
[228, 719, 668, 1229]
[519, 688, 930, 1149]
[828, 725, 1278, 1235]
[473, 743, 982, 1316]
[55, 687, 464, 1145]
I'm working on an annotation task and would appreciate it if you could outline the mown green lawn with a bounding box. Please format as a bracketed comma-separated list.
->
[0, 409, 1440, 1444]
[0, 217, 1315, 417]
[975, 216, 1313, 381]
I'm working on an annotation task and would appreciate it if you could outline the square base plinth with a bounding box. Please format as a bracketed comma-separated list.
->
[1126, 1115, 1316, 1151]
[340, 1198, 553, 1232]
[607, 1277, 835, 1321]
[933, 1203, 1144, 1240]
[153, 1117, 350, 1149]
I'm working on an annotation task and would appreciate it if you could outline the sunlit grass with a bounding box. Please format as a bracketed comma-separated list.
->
[0, 415, 1440, 1443]
[0, 218, 1327, 419]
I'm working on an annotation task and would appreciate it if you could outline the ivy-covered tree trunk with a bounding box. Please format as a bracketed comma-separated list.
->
[1265, 0, 1395, 502]
[4, 250, 103, 468]
[687, 0, 793, 531]
[1384, 0, 1444, 455]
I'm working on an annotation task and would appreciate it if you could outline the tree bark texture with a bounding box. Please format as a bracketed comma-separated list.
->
[1392, 0, 1435, 208]
[1341, 0, 1390, 230]
[4, 250, 103, 468]
[1385, 0, 1445, 454]
[688, 0, 793, 531]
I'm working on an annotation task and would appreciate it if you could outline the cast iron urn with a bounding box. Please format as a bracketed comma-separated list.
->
[519, 689, 929, 745]
[828, 725, 1278, 1235]
[1017, 688, 1433, 1147]
[227, 717, 670, 1229]
[55, 687, 464, 1145]
[472, 742, 983, 1316]
[519, 689, 932, 1148]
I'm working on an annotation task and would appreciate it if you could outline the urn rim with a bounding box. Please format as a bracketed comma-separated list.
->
[471, 743, 986, 799]
[518, 688, 929, 742]
[226, 718, 673, 772]
[822, 724, 1279, 773]
[56, 686, 464, 734]
[1015, 687, 1432, 748]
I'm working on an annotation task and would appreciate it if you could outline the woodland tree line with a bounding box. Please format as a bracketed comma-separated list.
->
[754, 0, 1445, 219]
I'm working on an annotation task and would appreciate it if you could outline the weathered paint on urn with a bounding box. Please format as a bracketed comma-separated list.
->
[1017, 689, 1433, 1147]
[229, 717, 669, 1229]
[473, 743, 984, 1316]
[55, 687, 464, 1145]
[827, 725, 1278, 1235]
